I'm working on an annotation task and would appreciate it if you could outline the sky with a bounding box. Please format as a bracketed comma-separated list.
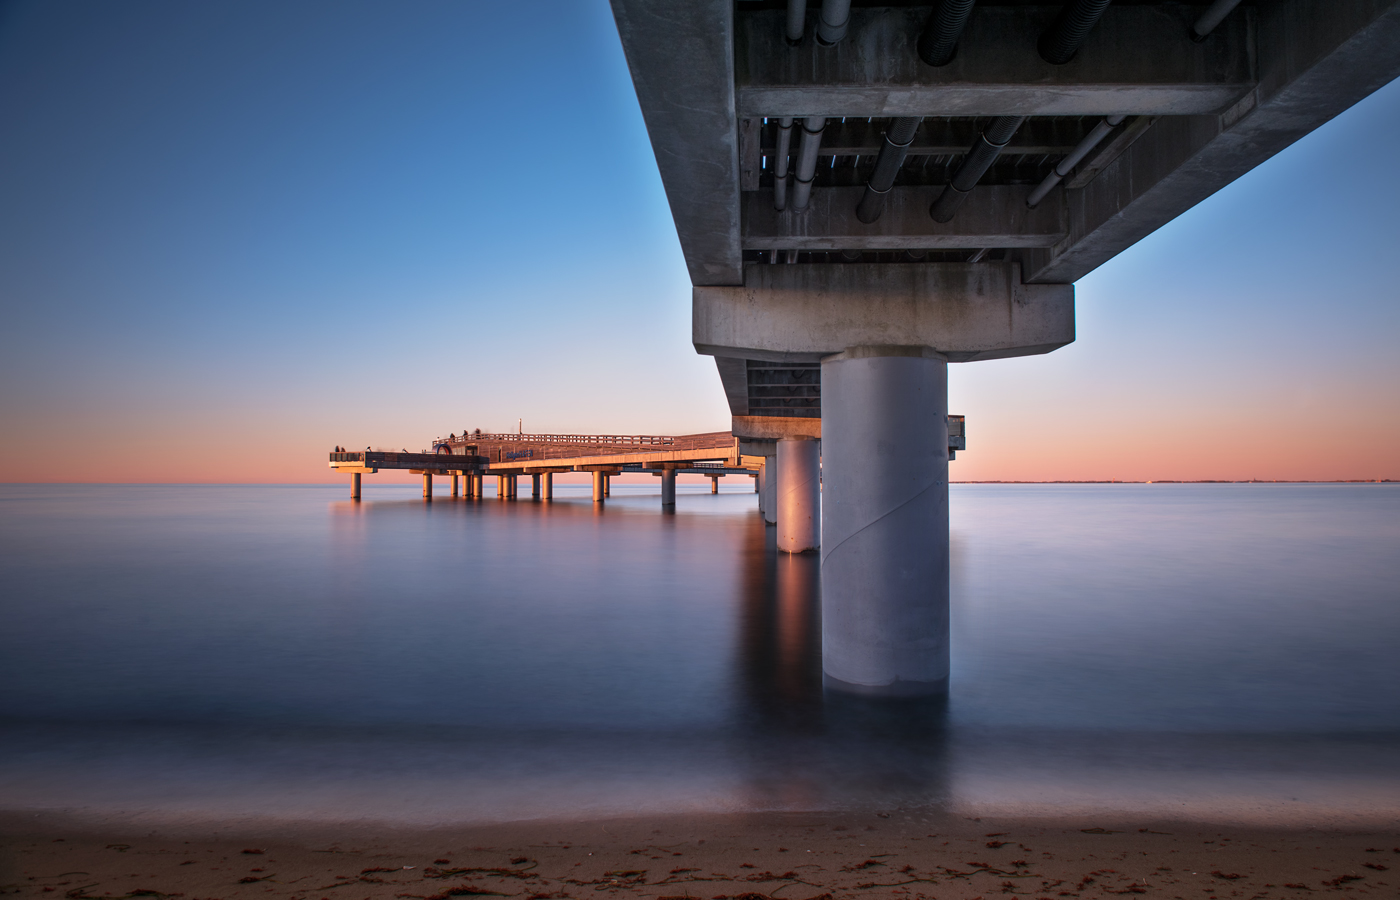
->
[1, 0, 1396, 484]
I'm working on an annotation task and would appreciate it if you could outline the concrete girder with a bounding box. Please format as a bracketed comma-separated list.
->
[732, 416, 823, 442]
[743, 185, 1066, 251]
[737, 5, 1255, 118]
[610, 0, 742, 286]
[694, 262, 1073, 363]
[1022, 0, 1400, 283]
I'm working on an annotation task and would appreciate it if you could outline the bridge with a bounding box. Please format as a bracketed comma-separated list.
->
[329, 419, 967, 511]
[608, 0, 1400, 697]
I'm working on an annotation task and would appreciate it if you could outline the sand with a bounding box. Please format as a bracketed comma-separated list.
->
[3, 811, 1397, 900]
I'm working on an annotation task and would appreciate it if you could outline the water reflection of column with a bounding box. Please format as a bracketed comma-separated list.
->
[737, 519, 822, 723]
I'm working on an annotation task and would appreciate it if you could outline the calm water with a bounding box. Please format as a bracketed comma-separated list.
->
[1, 482, 1397, 827]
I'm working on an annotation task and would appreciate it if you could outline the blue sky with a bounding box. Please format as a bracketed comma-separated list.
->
[1, 0, 1396, 481]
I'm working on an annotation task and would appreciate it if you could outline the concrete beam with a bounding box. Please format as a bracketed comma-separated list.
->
[611, 0, 742, 286]
[743, 185, 1066, 251]
[714, 356, 749, 416]
[737, 5, 1255, 118]
[694, 262, 1073, 363]
[733, 415, 822, 442]
[1023, 0, 1400, 283]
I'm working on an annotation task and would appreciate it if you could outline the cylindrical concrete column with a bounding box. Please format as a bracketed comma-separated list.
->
[777, 437, 821, 553]
[350, 472, 361, 500]
[660, 469, 676, 507]
[603, 473, 611, 497]
[592, 471, 604, 502]
[762, 455, 778, 525]
[542, 472, 553, 500]
[496, 475, 506, 499]
[423, 473, 433, 499]
[452, 474, 460, 498]
[508, 475, 517, 499]
[753, 473, 760, 492]
[711, 475, 719, 494]
[474, 473, 483, 498]
[531, 473, 541, 500]
[820, 348, 949, 697]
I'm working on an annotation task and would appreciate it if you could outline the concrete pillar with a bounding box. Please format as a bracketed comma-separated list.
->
[542, 472, 553, 500]
[531, 473, 541, 500]
[507, 475, 517, 499]
[762, 455, 777, 525]
[496, 475, 506, 499]
[422, 473, 433, 499]
[465, 472, 475, 498]
[710, 475, 719, 494]
[820, 349, 949, 698]
[754, 473, 760, 492]
[592, 471, 605, 502]
[452, 474, 460, 498]
[350, 472, 361, 500]
[473, 473, 483, 498]
[604, 473, 611, 497]
[777, 437, 820, 553]
[661, 469, 676, 507]
[756, 462, 766, 515]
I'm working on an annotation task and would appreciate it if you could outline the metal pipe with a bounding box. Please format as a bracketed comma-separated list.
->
[918, 0, 977, 67]
[1026, 114, 1125, 207]
[815, 0, 851, 45]
[785, 0, 807, 45]
[1191, 0, 1242, 41]
[773, 117, 794, 211]
[929, 115, 1023, 223]
[1038, 0, 1111, 65]
[790, 116, 826, 210]
[856, 116, 921, 224]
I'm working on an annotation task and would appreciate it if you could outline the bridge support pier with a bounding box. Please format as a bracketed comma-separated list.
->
[422, 473, 433, 500]
[592, 471, 605, 503]
[542, 472, 553, 500]
[711, 475, 719, 494]
[604, 474, 611, 497]
[661, 469, 676, 508]
[350, 473, 361, 500]
[777, 437, 820, 553]
[762, 456, 777, 526]
[531, 473, 541, 500]
[821, 348, 949, 698]
[495, 475, 506, 499]
[451, 474, 459, 498]
[508, 475, 518, 500]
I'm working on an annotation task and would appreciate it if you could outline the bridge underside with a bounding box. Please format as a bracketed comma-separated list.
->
[613, 0, 1400, 697]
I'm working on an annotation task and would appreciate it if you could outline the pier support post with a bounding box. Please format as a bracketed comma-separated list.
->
[821, 348, 949, 697]
[452, 474, 459, 498]
[473, 473, 483, 498]
[592, 471, 605, 503]
[422, 473, 433, 499]
[754, 473, 760, 492]
[756, 461, 767, 516]
[507, 475, 517, 499]
[661, 469, 676, 508]
[777, 437, 820, 553]
[496, 475, 506, 499]
[762, 456, 777, 526]
[542, 472, 553, 500]
[711, 475, 719, 494]
[532, 473, 541, 500]
[351, 473, 361, 500]
[604, 474, 611, 497]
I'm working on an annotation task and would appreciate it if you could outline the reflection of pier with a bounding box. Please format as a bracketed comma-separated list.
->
[330, 431, 754, 504]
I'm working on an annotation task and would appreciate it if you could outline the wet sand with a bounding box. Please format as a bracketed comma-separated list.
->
[4, 811, 1396, 900]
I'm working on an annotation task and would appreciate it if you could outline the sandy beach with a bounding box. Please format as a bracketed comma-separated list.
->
[4, 811, 1396, 900]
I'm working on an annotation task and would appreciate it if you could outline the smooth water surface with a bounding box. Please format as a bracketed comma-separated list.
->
[1, 482, 1397, 826]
